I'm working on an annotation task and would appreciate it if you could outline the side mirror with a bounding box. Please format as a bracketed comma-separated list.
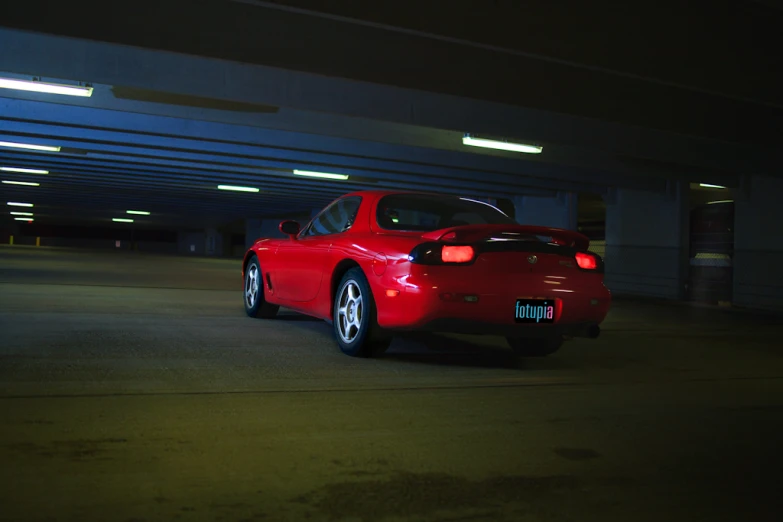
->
[279, 220, 300, 238]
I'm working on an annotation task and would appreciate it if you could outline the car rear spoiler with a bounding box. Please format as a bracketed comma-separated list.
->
[421, 224, 591, 251]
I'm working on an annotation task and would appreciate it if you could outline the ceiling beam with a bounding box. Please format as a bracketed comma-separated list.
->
[0, 27, 776, 176]
[0, 98, 624, 193]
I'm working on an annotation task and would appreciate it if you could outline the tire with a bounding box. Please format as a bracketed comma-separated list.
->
[333, 267, 392, 357]
[244, 256, 280, 319]
[506, 336, 563, 357]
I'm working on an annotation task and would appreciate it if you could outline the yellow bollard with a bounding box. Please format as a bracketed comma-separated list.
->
[9, 235, 13, 245]
[36, 237, 40, 247]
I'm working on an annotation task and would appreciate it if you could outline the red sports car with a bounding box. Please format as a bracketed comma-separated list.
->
[242, 191, 611, 357]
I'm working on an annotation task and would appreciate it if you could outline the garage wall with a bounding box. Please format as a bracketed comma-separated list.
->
[603, 182, 689, 299]
[178, 232, 206, 255]
[3, 235, 178, 253]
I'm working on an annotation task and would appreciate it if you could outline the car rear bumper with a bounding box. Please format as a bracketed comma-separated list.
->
[374, 268, 611, 333]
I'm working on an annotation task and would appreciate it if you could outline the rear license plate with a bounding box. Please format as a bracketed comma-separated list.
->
[514, 299, 555, 324]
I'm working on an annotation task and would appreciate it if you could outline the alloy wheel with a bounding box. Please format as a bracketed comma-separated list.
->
[337, 280, 363, 343]
[245, 264, 259, 309]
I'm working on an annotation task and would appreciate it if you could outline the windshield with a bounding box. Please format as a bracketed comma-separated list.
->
[376, 194, 516, 231]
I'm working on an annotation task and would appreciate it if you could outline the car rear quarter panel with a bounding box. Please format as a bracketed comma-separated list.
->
[319, 234, 420, 321]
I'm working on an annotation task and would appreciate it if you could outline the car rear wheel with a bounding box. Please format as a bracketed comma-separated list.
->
[244, 256, 279, 319]
[506, 337, 563, 357]
[333, 267, 392, 357]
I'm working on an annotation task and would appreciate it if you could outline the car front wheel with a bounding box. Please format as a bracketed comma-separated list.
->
[333, 267, 392, 357]
[244, 256, 279, 319]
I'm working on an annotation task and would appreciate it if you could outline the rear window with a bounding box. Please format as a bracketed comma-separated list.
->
[376, 194, 516, 231]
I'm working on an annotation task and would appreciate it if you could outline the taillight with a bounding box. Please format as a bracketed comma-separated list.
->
[575, 252, 597, 270]
[442, 245, 474, 263]
[407, 242, 477, 265]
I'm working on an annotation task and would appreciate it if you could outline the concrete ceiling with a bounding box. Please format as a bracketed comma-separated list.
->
[1, 1, 778, 230]
[0, 83, 626, 229]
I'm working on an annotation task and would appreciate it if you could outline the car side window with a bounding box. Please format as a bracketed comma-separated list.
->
[306, 197, 362, 237]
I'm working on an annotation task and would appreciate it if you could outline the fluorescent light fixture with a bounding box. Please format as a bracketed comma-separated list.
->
[0, 141, 60, 152]
[14, 217, 33, 221]
[112, 218, 134, 223]
[708, 200, 734, 204]
[126, 210, 150, 215]
[10, 211, 33, 216]
[0, 77, 93, 97]
[699, 183, 726, 189]
[7, 201, 33, 207]
[0, 167, 49, 174]
[217, 184, 260, 193]
[293, 169, 349, 181]
[2, 180, 40, 186]
[462, 134, 543, 154]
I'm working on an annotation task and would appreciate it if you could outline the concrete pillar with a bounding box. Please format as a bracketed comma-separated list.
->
[733, 175, 783, 311]
[603, 181, 689, 299]
[204, 227, 223, 256]
[512, 192, 578, 230]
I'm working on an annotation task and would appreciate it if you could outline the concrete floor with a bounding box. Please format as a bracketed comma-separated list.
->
[1, 245, 782, 522]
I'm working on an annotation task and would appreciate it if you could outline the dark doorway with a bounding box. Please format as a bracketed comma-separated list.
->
[577, 192, 606, 259]
[687, 184, 734, 304]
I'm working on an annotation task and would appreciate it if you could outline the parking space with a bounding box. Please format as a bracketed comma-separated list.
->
[1, 246, 782, 522]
